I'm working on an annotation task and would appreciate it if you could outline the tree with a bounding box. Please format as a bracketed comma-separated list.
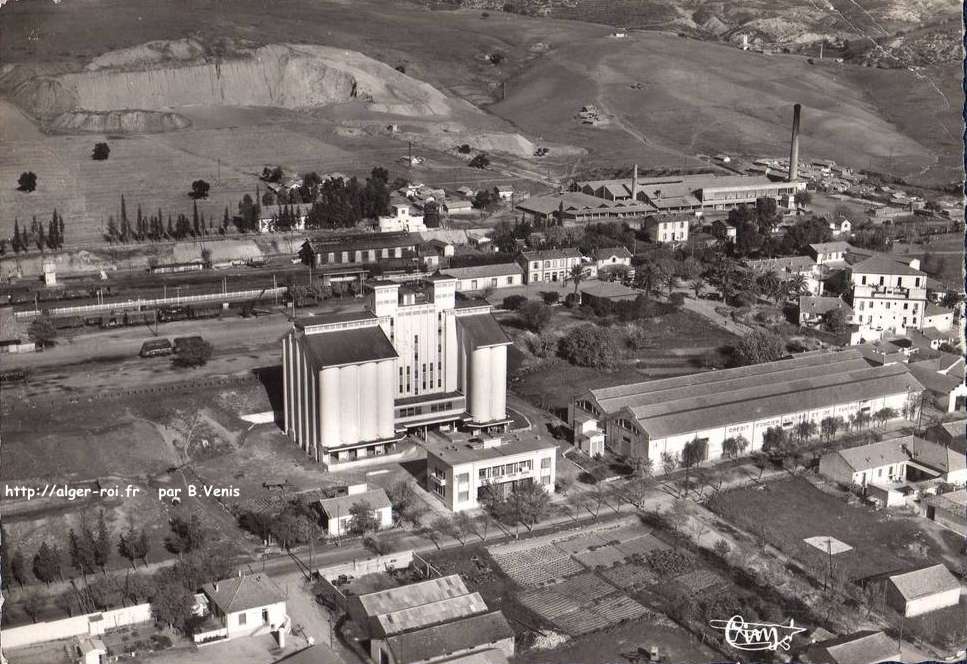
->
[795, 420, 818, 444]
[387, 480, 418, 525]
[36, 222, 46, 251]
[820, 416, 843, 443]
[468, 153, 490, 169]
[172, 338, 213, 368]
[542, 291, 560, 305]
[119, 528, 149, 568]
[28, 315, 57, 347]
[732, 329, 785, 367]
[518, 301, 552, 332]
[92, 143, 110, 161]
[502, 295, 527, 311]
[166, 515, 206, 555]
[873, 407, 897, 429]
[124, 574, 157, 604]
[10, 549, 28, 587]
[689, 278, 705, 298]
[190, 179, 211, 199]
[821, 307, 849, 334]
[69, 527, 96, 576]
[18, 171, 37, 192]
[722, 435, 749, 459]
[713, 539, 731, 558]
[557, 325, 620, 368]
[94, 510, 111, 571]
[661, 451, 678, 476]
[431, 516, 463, 545]
[794, 190, 812, 207]
[151, 576, 194, 630]
[32, 541, 62, 584]
[566, 264, 587, 298]
[761, 426, 788, 460]
[22, 592, 44, 623]
[347, 501, 378, 536]
[512, 480, 551, 530]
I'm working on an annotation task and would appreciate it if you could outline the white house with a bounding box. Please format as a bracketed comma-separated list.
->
[922, 303, 955, 333]
[75, 637, 107, 664]
[200, 574, 288, 641]
[593, 246, 634, 280]
[643, 217, 689, 244]
[808, 241, 850, 265]
[886, 564, 961, 617]
[517, 248, 584, 284]
[444, 199, 474, 216]
[379, 200, 426, 233]
[573, 415, 605, 457]
[443, 263, 524, 292]
[818, 439, 910, 490]
[495, 185, 514, 201]
[829, 218, 852, 236]
[850, 255, 927, 333]
[425, 434, 557, 512]
[317, 485, 393, 536]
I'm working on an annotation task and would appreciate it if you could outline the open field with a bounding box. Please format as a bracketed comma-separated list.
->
[508, 306, 738, 414]
[708, 476, 960, 581]
[492, 32, 961, 185]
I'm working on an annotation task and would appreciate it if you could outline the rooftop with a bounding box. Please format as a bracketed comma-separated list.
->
[299, 326, 398, 370]
[202, 574, 285, 615]
[587, 351, 924, 440]
[809, 241, 851, 253]
[426, 432, 555, 466]
[443, 263, 524, 280]
[294, 310, 374, 328]
[851, 255, 925, 277]
[579, 280, 639, 299]
[373, 591, 488, 637]
[383, 611, 514, 664]
[356, 575, 470, 618]
[593, 246, 633, 260]
[456, 313, 511, 350]
[747, 255, 817, 272]
[799, 296, 852, 317]
[888, 564, 959, 601]
[835, 437, 914, 473]
[317, 487, 392, 518]
[813, 630, 899, 664]
[520, 248, 584, 260]
[306, 232, 420, 253]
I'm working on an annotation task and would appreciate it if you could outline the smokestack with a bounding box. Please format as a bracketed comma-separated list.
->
[632, 164, 639, 201]
[788, 104, 801, 182]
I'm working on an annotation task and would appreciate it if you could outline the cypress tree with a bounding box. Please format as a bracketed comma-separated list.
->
[166, 216, 174, 238]
[192, 200, 200, 236]
[58, 209, 65, 247]
[106, 216, 118, 242]
[12, 218, 21, 253]
[36, 221, 46, 251]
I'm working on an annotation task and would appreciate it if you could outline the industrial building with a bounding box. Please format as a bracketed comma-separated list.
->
[568, 349, 924, 468]
[300, 233, 421, 267]
[282, 275, 512, 469]
[884, 564, 960, 617]
[514, 191, 656, 224]
[425, 432, 556, 512]
[346, 575, 515, 664]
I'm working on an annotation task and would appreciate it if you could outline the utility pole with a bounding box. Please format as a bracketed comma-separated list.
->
[408, 141, 412, 167]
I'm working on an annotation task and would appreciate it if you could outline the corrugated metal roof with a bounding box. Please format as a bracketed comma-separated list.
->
[358, 575, 469, 617]
[374, 592, 488, 636]
[384, 611, 514, 664]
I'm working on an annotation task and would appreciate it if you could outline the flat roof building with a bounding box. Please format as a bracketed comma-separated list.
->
[425, 432, 557, 512]
[570, 350, 924, 468]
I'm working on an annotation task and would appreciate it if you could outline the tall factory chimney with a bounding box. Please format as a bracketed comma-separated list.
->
[788, 103, 801, 182]
[631, 163, 639, 200]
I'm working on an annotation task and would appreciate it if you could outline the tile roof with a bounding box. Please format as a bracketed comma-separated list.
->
[814, 631, 899, 664]
[520, 248, 583, 261]
[909, 438, 966, 475]
[888, 564, 959, 601]
[747, 255, 817, 273]
[317, 488, 392, 518]
[456, 313, 511, 349]
[835, 437, 914, 472]
[383, 611, 514, 664]
[907, 361, 963, 394]
[300, 326, 398, 369]
[203, 574, 285, 615]
[799, 296, 852, 317]
[357, 575, 470, 617]
[924, 302, 953, 317]
[443, 263, 523, 280]
[594, 246, 633, 260]
[851, 255, 925, 276]
[809, 241, 851, 253]
[308, 233, 420, 252]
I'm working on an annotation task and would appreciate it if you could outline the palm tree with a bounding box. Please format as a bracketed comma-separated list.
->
[788, 273, 809, 299]
[567, 263, 587, 298]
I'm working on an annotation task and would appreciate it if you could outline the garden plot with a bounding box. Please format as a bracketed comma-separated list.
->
[518, 575, 651, 637]
[488, 543, 585, 587]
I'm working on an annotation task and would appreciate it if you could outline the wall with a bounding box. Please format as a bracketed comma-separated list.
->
[317, 550, 414, 582]
[224, 600, 287, 637]
[2, 602, 152, 650]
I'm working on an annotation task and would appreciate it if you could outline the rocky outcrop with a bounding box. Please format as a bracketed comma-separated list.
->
[48, 110, 191, 133]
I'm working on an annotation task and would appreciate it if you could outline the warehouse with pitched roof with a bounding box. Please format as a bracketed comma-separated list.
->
[569, 349, 925, 467]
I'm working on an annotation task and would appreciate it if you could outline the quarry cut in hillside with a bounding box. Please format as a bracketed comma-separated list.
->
[1, 43, 455, 125]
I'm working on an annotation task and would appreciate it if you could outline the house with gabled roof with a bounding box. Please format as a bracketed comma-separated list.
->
[199, 573, 288, 641]
[885, 563, 960, 617]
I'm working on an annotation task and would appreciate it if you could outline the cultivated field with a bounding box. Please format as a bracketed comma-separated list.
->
[708, 476, 959, 581]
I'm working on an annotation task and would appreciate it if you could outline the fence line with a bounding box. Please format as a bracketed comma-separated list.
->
[13, 287, 286, 320]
